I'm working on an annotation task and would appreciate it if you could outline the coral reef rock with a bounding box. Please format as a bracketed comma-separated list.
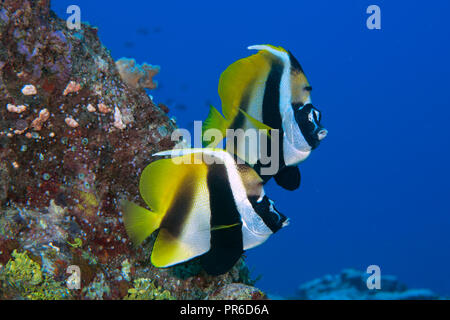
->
[207, 283, 267, 300]
[115, 58, 159, 90]
[295, 269, 442, 300]
[0, 0, 261, 300]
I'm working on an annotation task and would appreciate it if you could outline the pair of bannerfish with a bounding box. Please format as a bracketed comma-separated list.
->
[122, 45, 328, 275]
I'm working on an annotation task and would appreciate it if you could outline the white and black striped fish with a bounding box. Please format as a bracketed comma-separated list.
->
[122, 148, 289, 275]
[202, 44, 327, 190]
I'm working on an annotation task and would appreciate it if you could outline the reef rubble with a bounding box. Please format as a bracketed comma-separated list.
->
[293, 269, 443, 300]
[0, 0, 262, 300]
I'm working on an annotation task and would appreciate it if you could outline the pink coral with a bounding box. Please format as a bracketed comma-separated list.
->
[64, 117, 79, 128]
[21, 84, 37, 95]
[113, 107, 126, 130]
[115, 58, 159, 90]
[97, 103, 111, 114]
[31, 108, 50, 131]
[63, 81, 81, 96]
[6, 104, 27, 113]
[87, 104, 96, 112]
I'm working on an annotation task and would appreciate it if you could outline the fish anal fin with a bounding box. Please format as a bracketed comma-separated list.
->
[200, 226, 243, 276]
[151, 229, 198, 267]
[151, 164, 211, 268]
[274, 166, 301, 191]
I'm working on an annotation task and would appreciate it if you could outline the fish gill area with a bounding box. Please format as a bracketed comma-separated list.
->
[0, 0, 264, 300]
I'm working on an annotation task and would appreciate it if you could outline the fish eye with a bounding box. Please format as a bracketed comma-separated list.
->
[304, 86, 312, 92]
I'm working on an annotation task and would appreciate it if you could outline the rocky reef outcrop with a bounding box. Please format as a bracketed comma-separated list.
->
[294, 269, 442, 300]
[0, 0, 262, 300]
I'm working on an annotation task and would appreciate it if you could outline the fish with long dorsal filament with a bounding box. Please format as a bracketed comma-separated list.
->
[122, 148, 289, 275]
[202, 44, 327, 191]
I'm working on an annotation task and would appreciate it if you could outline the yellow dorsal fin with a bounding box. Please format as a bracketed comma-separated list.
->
[139, 154, 201, 214]
[218, 51, 273, 121]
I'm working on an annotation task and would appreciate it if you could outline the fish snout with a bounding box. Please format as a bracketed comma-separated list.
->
[317, 128, 328, 141]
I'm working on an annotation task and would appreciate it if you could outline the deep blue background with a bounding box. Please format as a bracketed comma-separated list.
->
[52, 0, 450, 297]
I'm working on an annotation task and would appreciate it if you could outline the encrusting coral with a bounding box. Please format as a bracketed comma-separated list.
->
[115, 58, 160, 90]
[0, 0, 264, 300]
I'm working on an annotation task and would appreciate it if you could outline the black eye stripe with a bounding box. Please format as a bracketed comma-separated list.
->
[292, 103, 322, 123]
[304, 86, 312, 92]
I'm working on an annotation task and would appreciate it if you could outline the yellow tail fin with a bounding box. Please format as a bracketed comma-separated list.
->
[202, 105, 229, 147]
[122, 200, 163, 246]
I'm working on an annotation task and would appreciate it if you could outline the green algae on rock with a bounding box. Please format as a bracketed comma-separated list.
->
[0, 250, 71, 300]
[124, 278, 175, 300]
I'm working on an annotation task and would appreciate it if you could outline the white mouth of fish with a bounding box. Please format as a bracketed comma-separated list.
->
[318, 129, 328, 141]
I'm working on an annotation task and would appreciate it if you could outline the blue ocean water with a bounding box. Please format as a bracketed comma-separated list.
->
[52, 0, 450, 297]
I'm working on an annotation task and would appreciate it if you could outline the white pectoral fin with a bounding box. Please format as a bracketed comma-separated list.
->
[237, 198, 273, 250]
[242, 223, 271, 250]
[282, 112, 312, 166]
[283, 134, 311, 166]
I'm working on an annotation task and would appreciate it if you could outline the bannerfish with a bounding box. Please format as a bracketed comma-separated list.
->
[122, 148, 289, 275]
[202, 44, 327, 190]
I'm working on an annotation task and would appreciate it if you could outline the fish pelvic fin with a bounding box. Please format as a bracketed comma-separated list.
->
[122, 200, 162, 246]
[202, 105, 229, 147]
[211, 222, 242, 231]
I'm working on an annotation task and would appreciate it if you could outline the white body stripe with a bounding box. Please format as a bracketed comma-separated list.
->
[235, 78, 266, 165]
[248, 45, 312, 166]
